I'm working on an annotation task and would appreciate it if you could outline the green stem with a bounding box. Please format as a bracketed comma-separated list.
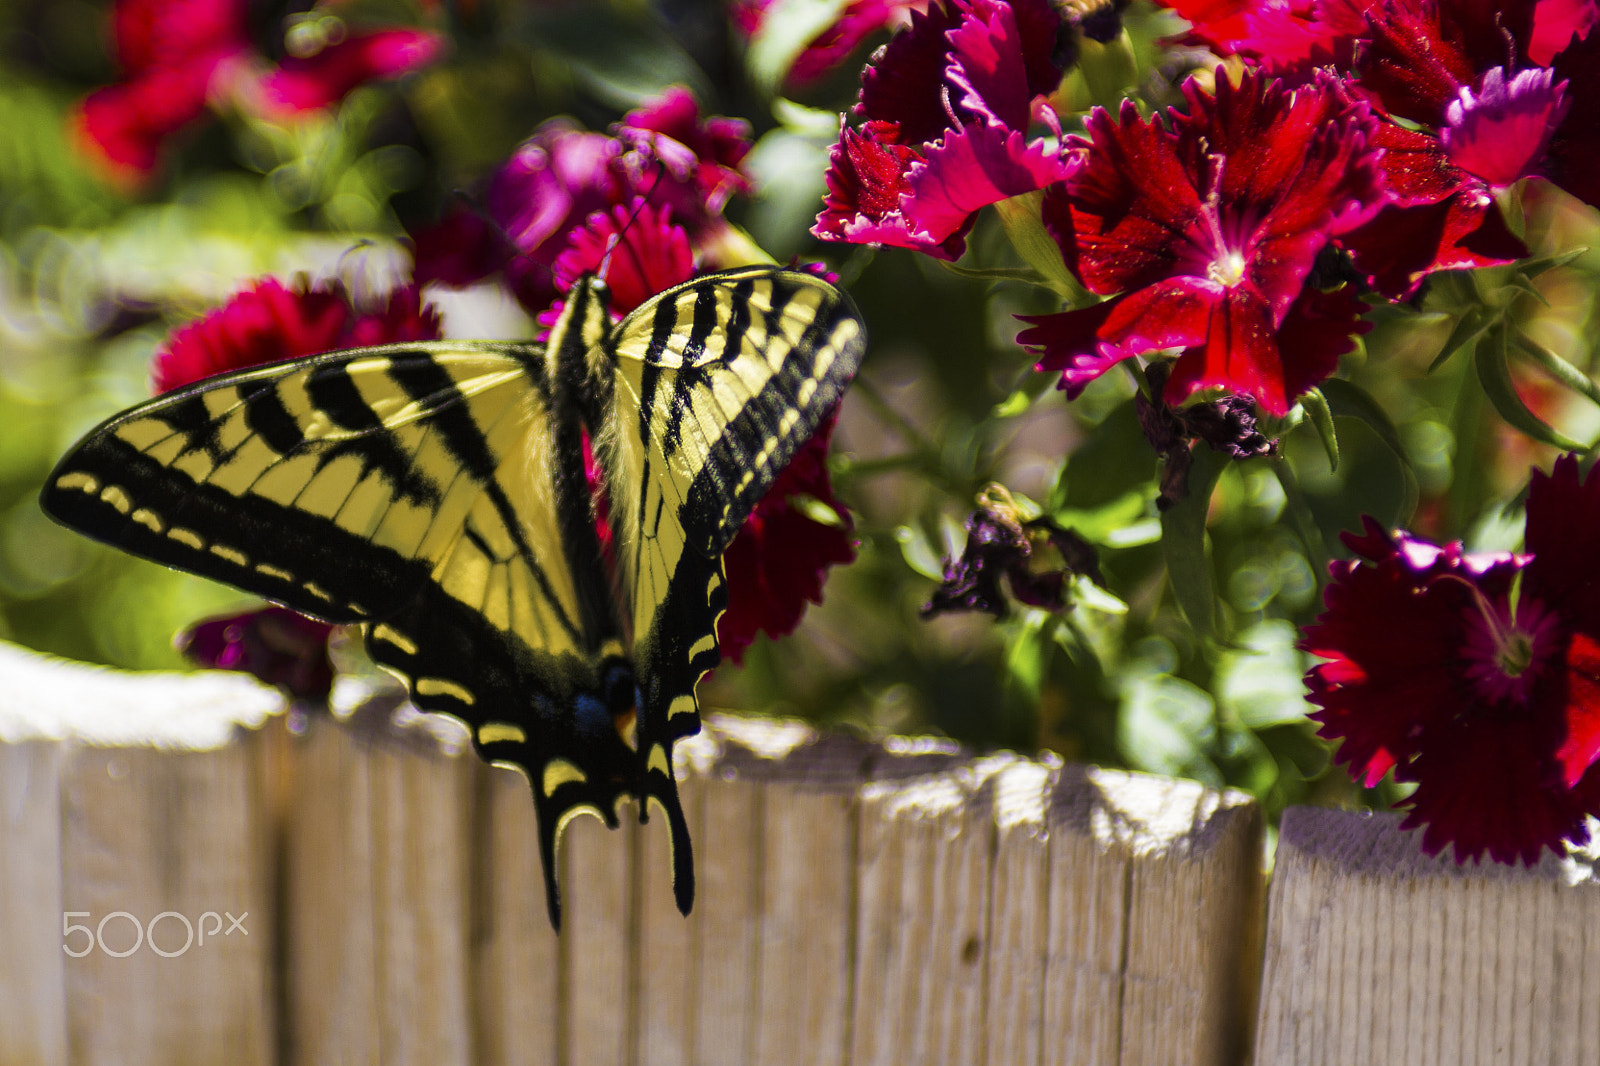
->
[1273, 460, 1331, 593]
[1515, 333, 1600, 437]
[852, 376, 939, 454]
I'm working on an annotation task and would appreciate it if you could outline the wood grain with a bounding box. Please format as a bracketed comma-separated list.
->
[1254, 806, 1600, 1066]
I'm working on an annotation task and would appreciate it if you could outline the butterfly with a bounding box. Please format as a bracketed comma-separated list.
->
[40, 264, 867, 928]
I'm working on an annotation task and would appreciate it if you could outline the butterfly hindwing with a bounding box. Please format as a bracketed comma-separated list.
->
[590, 266, 867, 873]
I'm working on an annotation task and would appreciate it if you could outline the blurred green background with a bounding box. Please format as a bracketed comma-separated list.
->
[6, 0, 1600, 831]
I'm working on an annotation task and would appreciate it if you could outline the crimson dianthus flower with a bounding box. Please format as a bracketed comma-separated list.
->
[1017, 70, 1385, 415]
[544, 201, 695, 326]
[151, 278, 442, 393]
[717, 413, 857, 664]
[1303, 455, 1600, 865]
[1158, 0, 1362, 71]
[410, 90, 753, 317]
[179, 605, 335, 703]
[812, 0, 1075, 260]
[256, 27, 446, 117]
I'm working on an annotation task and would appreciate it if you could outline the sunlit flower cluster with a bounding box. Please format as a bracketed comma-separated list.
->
[76, 0, 444, 181]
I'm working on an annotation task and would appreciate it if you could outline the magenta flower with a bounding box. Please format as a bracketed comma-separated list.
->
[717, 414, 857, 664]
[1017, 71, 1385, 415]
[152, 278, 441, 393]
[1303, 456, 1600, 865]
[547, 201, 695, 320]
[256, 27, 446, 116]
[732, 0, 916, 87]
[813, 0, 1075, 260]
[179, 606, 335, 704]
[74, 0, 444, 181]
[1543, 28, 1600, 206]
[1530, 0, 1597, 65]
[411, 90, 753, 317]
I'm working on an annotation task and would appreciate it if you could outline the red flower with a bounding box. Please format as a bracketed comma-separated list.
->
[74, 0, 250, 178]
[1159, 0, 1361, 71]
[73, 0, 444, 180]
[256, 27, 446, 116]
[813, 0, 1075, 260]
[410, 90, 753, 317]
[1338, 121, 1529, 298]
[717, 414, 857, 664]
[178, 606, 335, 703]
[1303, 456, 1600, 864]
[547, 200, 695, 320]
[1018, 71, 1385, 415]
[152, 278, 442, 393]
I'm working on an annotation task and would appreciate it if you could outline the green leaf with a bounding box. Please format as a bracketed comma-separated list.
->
[1216, 620, 1312, 729]
[1160, 445, 1225, 641]
[1118, 673, 1217, 778]
[1317, 378, 1410, 469]
[1474, 328, 1586, 451]
[790, 493, 847, 528]
[991, 369, 1057, 418]
[1428, 307, 1495, 373]
[521, 7, 710, 106]
[938, 261, 1046, 284]
[746, 0, 850, 97]
[1299, 387, 1339, 471]
[1518, 247, 1587, 280]
[1053, 397, 1155, 510]
[1075, 32, 1139, 111]
[994, 191, 1085, 300]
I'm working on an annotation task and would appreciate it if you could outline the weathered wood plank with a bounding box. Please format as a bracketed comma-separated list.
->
[0, 740, 68, 1065]
[470, 760, 560, 1066]
[561, 795, 635, 1066]
[849, 755, 999, 1066]
[0, 640, 281, 1066]
[1042, 765, 1261, 1066]
[1253, 806, 1600, 1066]
[281, 696, 475, 1066]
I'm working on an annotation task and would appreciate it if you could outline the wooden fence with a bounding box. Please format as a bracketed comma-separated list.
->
[1, 638, 1597, 1065]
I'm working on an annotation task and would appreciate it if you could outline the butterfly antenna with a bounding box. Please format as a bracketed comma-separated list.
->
[595, 161, 667, 284]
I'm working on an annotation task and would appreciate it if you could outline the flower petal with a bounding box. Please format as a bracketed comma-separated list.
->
[901, 123, 1076, 253]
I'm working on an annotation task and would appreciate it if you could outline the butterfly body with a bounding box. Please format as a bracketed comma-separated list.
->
[41, 266, 866, 927]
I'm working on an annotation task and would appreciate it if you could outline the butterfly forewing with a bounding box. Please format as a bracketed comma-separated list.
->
[41, 266, 868, 931]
